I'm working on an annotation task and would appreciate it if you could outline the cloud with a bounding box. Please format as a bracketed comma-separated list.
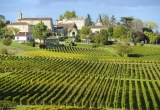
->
[38, 0, 160, 7]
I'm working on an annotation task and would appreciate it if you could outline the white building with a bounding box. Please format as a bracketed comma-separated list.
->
[14, 32, 34, 43]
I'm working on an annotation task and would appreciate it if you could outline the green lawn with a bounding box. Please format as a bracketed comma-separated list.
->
[0, 39, 37, 55]
[0, 72, 11, 78]
[65, 37, 72, 43]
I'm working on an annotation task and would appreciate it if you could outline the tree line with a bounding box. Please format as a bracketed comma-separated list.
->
[57, 10, 160, 45]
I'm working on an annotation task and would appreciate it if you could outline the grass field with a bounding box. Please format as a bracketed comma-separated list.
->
[0, 39, 37, 56]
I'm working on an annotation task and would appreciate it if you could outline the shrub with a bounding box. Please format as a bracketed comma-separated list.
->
[116, 43, 132, 57]
[93, 34, 107, 45]
[0, 48, 8, 55]
[2, 37, 12, 46]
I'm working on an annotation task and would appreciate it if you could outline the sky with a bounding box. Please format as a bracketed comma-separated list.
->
[0, 0, 160, 31]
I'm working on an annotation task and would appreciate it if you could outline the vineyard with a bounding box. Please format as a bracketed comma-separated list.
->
[0, 55, 160, 110]
[46, 46, 112, 56]
[25, 47, 114, 61]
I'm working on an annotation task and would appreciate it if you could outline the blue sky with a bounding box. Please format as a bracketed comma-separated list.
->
[0, 0, 160, 30]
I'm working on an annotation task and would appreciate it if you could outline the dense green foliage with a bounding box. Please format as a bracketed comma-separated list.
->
[116, 44, 132, 56]
[100, 29, 108, 38]
[93, 34, 107, 45]
[144, 31, 157, 44]
[59, 10, 77, 20]
[143, 21, 158, 30]
[107, 27, 113, 39]
[2, 37, 12, 45]
[5, 27, 20, 37]
[32, 22, 49, 43]
[0, 55, 159, 110]
[80, 26, 91, 39]
[113, 24, 126, 38]
[0, 48, 7, 55]
[0, 15, 5, 20]
[0, 20, 5, 35]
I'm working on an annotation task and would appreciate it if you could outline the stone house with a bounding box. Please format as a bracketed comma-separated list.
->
[55, 22, 77, 37]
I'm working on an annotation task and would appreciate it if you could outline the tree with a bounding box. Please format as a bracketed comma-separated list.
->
[107, 26, 114, 39]
[133, 31, 149, 43]
[0, 20, 4, 28]
[131, 19, 143, 33]
[100, 29, 108, 37]
[143, 21, 158, 31]
[101, 14, 110, 27]
[110, 15, 116, 27]
[59, 10, 77, 20]
[142, 27, 153, 33]
[0, 15, 5, 20]
[75, 29, 81, 42]
[80, 26, 91, 40]
[0, 20, 5, 35]
[130, 19, 143, 43]
[93, 34, 107, 45]
[5, 27, 20, 36]
[144, 31, 157, 44]
[87, 14, 92, 25]
[120, 16, 134, 41]
[32, 22, 50, 43]
[113, 24, 126, 39]
[59, 15, 64, 20]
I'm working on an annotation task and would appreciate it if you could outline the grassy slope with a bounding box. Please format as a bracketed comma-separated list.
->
[0, 72, 11, 78]
[0, 38, 160, 60]
[0, 39, 37, 56]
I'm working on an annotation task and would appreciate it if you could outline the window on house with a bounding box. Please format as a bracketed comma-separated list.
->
[17, 37, 19, 39]
[23, 25, 25, 29]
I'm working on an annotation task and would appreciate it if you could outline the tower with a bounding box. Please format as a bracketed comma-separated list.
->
[96, 13, 103, 26]
[18, 11, 22, 20]
[86, 14, 92, 26]
[97, 13, 102, 23]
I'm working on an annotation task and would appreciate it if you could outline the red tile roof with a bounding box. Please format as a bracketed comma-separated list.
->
[15, 32, 31, 36]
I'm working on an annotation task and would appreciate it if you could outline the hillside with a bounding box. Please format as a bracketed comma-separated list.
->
[0, 39, 160, 110]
